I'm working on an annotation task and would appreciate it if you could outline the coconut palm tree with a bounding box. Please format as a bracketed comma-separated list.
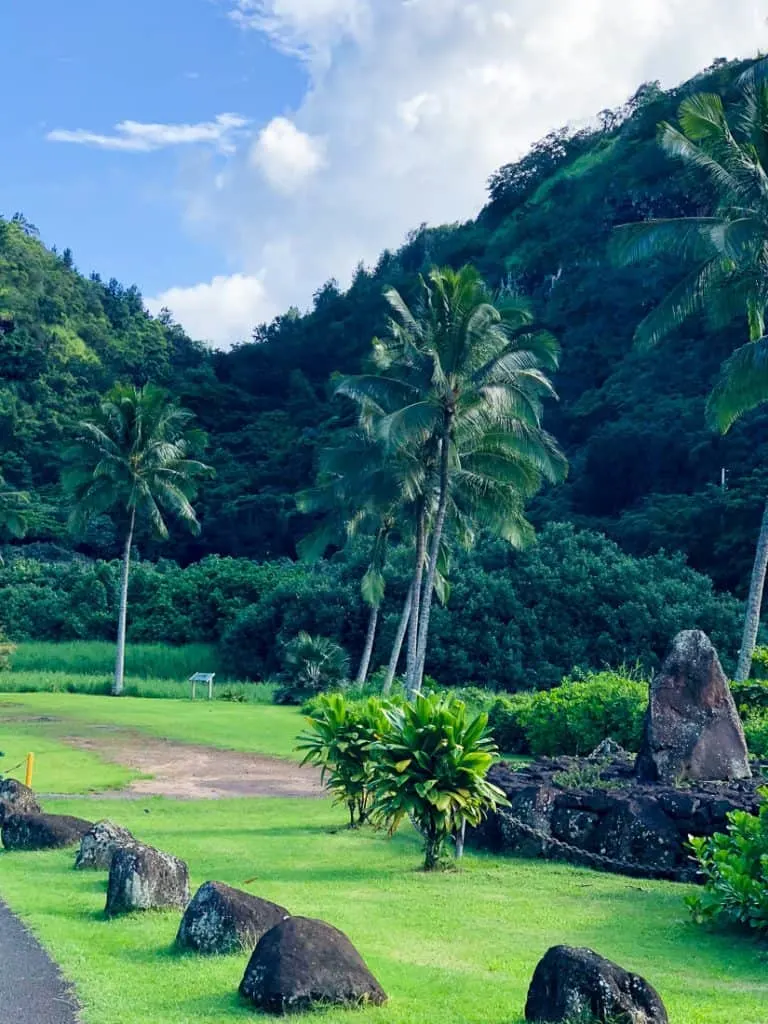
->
[613, 76, 768, 679]
[338, 265, 567, 696]
[63, 383, 212, 695]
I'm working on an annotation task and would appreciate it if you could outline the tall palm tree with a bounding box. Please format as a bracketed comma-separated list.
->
[613, 76, 768, 679]
[298, 427, 428, 688]
[63, 383, 212, 695]
[338, 266, 567, 696]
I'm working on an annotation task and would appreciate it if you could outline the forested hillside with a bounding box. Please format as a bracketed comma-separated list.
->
[2, 56, 766, 596]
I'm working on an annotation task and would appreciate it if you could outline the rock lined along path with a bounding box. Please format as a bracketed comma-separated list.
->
[0, 900, 79, 1024]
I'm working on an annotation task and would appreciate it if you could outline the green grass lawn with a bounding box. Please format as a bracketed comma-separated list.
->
[2, 795, 767, 1024]
[0, 692, 304, 761]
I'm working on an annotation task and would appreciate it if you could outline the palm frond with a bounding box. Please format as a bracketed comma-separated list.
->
[707, 335, 768, 432]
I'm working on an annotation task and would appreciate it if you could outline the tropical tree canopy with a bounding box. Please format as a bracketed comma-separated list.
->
[63, 382, 211, 539]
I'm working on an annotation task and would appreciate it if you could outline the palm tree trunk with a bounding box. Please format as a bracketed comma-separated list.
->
[412, 430, 451, 697]
[405, 509, 427, 693]
[383, 584, 413, 695]
[356, 604, 379, 685]
[735, 495, 768, 681]
[113, 508, 136, 696]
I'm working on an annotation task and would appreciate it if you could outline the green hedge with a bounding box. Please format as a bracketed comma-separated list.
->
[488, 671, 648, 757]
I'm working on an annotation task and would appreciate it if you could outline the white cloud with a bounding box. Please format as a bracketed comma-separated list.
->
[146, 273, 275, 347]
[250, 117, 326, 192]
[162, 0, 767, 346]
[229, 0, 367, 63]
[47, 113, 249, 153]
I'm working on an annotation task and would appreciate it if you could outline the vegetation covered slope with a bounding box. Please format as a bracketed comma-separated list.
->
[2, 57, 767, 595]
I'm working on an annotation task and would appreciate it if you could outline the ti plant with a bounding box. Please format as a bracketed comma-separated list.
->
[297, 694, 391, 827]
[370, 693, 508, 870]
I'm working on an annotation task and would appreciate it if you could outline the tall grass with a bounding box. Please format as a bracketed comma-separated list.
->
[0, 670, 274, 703]
[0, 641, 274, 703]
[11, 641, 225, 680]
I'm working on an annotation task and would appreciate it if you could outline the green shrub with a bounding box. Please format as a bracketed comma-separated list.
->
[297, 694, 391, 826]
[522, 672, 648, 757]
[370, 694, 508, 870]
[731, 679, 768, 720]
[487, 694, 535, 754]
[744, 713, 768, 760]
[750, 646, 768, 680]
[687, 792, 768, 935]
[274, 632, 350, 705]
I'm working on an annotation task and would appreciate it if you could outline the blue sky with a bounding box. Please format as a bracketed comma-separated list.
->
[2, 1, 304, 292]
[2, 1, 766, 347]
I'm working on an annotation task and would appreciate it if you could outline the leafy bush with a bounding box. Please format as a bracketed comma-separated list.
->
[522, 673, 648, 756]
[486, 671, 647, 756]
[731, 679, 768, 720]
[297, 694, 391, 826]
[274, 632, 349, 705]
[744, 713, 768, 760]
[750, 646, 768, 680]
[487, 693, 535, 754]
[370, 694, 508, 870]
[687, 792, 768, 935]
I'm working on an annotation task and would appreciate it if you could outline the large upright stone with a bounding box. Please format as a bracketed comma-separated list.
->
[635, 630, 750, 784]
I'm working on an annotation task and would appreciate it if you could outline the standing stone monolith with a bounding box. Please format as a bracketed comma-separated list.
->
[635, 630, 751, 784]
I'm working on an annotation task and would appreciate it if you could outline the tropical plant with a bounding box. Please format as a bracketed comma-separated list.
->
[687, 792, 768, 935]
[275, 631, 350, 705]
[62, 383, 211, 695]
[337, 265, 567, 696]
[369, 693, 508, 870]
[297, 693, 391, 826]
[0, 477, 29, 544]
[613, 74, 768, 680]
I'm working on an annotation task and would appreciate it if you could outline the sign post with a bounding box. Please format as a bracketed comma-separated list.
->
[189, 672, 216, 701]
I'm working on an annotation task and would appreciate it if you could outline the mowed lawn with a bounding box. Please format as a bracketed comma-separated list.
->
[0, 693, 766, 1024]
[0, 691, 303, 760]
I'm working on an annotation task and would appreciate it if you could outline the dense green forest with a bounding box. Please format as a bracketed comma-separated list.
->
[2, 55, 767, 655]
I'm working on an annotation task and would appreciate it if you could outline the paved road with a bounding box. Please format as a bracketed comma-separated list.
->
[0, 900, 79, 1024]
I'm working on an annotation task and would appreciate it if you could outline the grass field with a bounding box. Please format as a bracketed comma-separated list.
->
[10, 641, 227, 679]
[3, 794, 768, 1024]
[0, 692, 304, 761]
[1, 690, 767, 1024]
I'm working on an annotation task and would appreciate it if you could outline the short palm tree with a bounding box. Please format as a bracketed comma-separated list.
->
[613, 75, 768, 679]
[338, 265, 567, 696]
[63, 383, 212, 695]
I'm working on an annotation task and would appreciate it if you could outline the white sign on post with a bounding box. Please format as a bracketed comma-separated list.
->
[189, 672, 216, 701]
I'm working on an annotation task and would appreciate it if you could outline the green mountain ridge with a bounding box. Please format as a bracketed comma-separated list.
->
[1, 55, 766, 597]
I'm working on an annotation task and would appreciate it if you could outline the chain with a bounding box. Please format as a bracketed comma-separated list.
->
[496, 812, 696, 883]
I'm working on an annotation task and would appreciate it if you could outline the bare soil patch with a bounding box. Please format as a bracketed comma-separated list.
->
[65, 731, 324, 799]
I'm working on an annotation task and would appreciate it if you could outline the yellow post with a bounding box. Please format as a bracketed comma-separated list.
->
[25, 752, 34, 788]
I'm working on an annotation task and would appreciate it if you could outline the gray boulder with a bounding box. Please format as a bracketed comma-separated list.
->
[105, 844, 189, 917]
[0, 779, 41, 823]
[2, 812, 92, 851]
[636, 630, 751, 783]
[525, 945, 668, 1023]
[74, 820, 137, 870]
[239, 916, 387, 1013]
[177, 881, 289, 955]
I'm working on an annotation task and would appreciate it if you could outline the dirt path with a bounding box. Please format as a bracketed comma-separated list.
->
[64, 731, 324, 799]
